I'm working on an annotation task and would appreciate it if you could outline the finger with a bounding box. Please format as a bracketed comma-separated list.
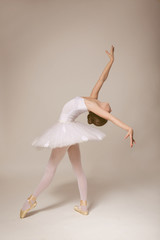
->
[111, 46, 114, 53]
[124, 133, 129, 139]
[130, 134, 133, 145]
[124, 134, 128, 139]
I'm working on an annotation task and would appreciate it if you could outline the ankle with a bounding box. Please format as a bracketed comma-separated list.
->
[28, 194, 36, 203]
[80, 200, 87, 206]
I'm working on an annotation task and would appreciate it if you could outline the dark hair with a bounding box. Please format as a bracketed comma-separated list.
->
[87, 111, 108, 126]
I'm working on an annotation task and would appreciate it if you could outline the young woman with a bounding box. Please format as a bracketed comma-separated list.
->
[20, 45, 136, 218]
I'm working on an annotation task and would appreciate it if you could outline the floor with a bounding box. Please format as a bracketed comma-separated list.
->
[1, 169, 160, 240]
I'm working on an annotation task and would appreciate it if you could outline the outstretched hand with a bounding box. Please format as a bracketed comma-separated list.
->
[105, 45, 114, 62]
[124, 128, 136, 148]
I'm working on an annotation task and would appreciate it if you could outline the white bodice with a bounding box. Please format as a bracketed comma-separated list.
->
[58, 96, 88, 123]
[32, 96, 106, 149]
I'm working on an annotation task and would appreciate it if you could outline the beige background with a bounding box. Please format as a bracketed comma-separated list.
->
[1, 0, 160, 239]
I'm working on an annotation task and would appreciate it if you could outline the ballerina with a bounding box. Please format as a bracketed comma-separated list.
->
[20, 45, 136, 218]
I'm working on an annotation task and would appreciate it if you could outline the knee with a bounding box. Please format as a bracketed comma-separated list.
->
[73, 166, 85, 177]
[45, 165, 57, 177]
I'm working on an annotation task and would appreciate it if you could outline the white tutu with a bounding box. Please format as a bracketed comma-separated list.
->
[32, 96, 106, 150]
[32, 121, 106, 149]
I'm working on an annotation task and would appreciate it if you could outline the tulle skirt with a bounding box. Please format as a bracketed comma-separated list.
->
[32, 120, 106, 150]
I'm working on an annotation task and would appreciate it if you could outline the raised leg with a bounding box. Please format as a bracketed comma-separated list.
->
[20, 145, 69, 217]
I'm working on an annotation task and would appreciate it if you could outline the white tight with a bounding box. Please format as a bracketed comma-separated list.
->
[67, 143, 87, 202]
[22, 143, 88, 211]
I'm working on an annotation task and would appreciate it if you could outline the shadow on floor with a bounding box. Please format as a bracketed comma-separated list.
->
[25, 170, 159, 217]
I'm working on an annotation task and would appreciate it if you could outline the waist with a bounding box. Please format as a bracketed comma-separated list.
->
[58, 120, 75, 123]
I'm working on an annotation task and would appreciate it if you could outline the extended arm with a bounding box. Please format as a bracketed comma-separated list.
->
[90, 46, 114, 99]
[87, 101, 136, 148]
[89, 102, 130, 131]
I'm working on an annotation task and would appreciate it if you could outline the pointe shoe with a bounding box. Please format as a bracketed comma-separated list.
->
[20, 194, 37, 219]
[74, 200, 89, 215]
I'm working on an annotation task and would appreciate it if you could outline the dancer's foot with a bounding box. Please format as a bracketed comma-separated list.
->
[20, 194, 37, 218]
[74, 200, 89, 215]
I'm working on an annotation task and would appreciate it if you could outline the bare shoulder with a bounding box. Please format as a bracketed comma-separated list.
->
[80, 96, 101, 111]
[80, 96, 112, 121]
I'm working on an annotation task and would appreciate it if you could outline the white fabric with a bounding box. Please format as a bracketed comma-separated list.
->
[67, 143, 87, 202]
[32, 96, 106, 149]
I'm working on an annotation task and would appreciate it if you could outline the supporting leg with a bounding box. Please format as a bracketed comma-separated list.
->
[67, 143, 88, 214]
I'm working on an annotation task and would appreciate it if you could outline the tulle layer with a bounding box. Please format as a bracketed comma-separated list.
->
[32, 121, 106, 150]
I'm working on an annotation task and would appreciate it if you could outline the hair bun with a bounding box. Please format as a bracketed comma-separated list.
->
[87, 113, 93, 124]
[87, 111, 108, 126]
